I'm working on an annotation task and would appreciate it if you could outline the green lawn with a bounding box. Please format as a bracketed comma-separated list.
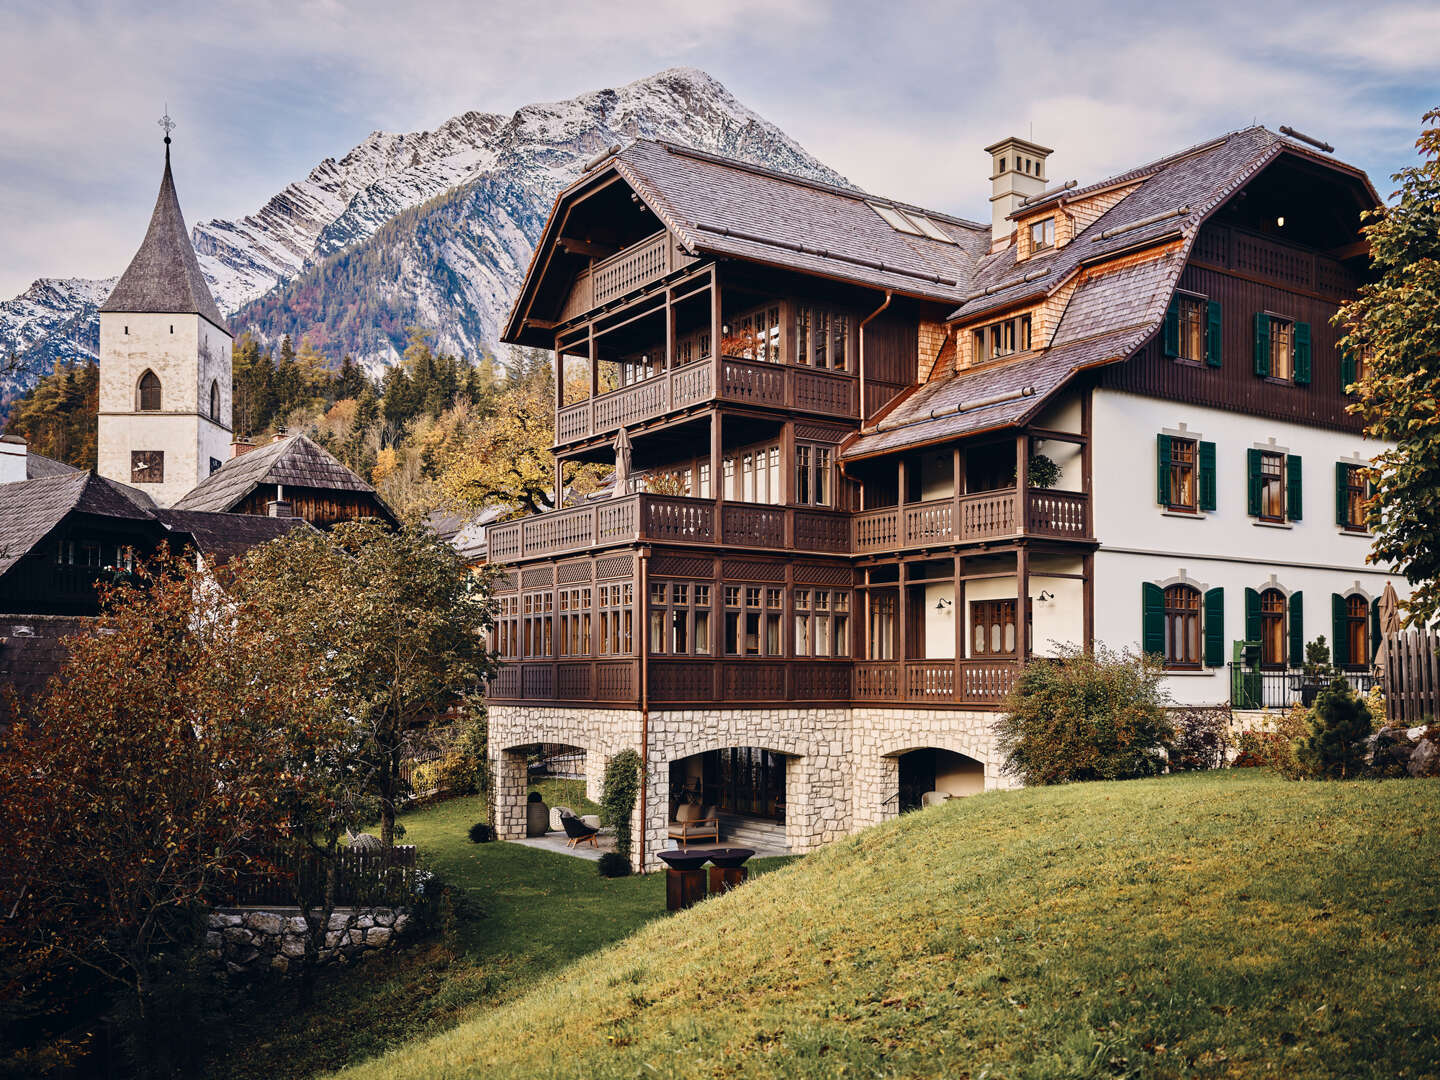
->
[329, 772, 1440, 1080]
[203, 791, 794, 1079]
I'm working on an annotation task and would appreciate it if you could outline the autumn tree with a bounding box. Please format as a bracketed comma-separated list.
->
[2, 359, 99, 467]
[1337, 107, 1440, 623]
[235, 520, 495, 848]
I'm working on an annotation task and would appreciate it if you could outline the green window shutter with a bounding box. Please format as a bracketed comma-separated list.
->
[1142, 582, 1165, 656]
[1335, 462, 1349, 526]
[1253, 312, 1270, 377]
[1288, 591, 1304, 668]
[1370, 598, 1382, 660]
[1206, 300, 1223, 366]
[1163, 297, 1180, 357]
[1198, 441, 1217, 511]
[1204, 587, 1225, 667]
[1156, 434, 1171, 506]
[1247, 448, 1262, 516]
[1244, 587, 1261, 643]
[1340, 351, 1356, 390]
[1286, 454, 1303, 521]
[1332, 593, 1346, 665]
[1294, 322, 1312, 384]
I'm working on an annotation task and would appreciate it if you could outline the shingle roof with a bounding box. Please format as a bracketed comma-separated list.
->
[25, 449, 81, 480]
[170, 434, 379, 513]
[0, 472, 157, 576]
[156, 509, 312, 564]
[99, 146, 228, 331]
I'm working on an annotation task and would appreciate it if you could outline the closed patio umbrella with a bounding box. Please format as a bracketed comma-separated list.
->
[1375, 580, 1403, 675]
[613, 426, 633, 497]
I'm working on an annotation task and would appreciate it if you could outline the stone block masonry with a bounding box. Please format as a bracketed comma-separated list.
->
[205, 906, 409, 977]
[489, 703, 1018, 872]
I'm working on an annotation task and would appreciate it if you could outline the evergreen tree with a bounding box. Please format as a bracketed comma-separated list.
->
[1295, 677, 1375, 779]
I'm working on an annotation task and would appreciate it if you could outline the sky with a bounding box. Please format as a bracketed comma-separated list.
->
[0, 0, 1435, 298]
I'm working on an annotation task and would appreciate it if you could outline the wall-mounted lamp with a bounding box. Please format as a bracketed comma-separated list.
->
[935, 597, 953, 611]
[1276, 215, 1285, 227]
[1037, 590, 1054, 602]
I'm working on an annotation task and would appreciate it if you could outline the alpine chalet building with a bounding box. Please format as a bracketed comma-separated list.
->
[487, 128, 1402, 869]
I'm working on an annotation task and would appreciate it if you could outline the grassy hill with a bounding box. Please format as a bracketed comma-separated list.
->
[333, 771, 1440, 1080]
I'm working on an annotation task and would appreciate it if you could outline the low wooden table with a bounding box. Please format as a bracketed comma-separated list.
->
[665, 867, 707, 911]
[708, 865, 748, 895]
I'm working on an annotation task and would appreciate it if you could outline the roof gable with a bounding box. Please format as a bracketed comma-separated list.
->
[0, 472, 158, 577]
[170, 434, 382, 514]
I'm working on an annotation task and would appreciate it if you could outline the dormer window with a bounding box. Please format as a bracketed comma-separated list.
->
[1028, 217, 1055, 251]
[867, 203, 956, 243]
[972, 314, 1032, 363]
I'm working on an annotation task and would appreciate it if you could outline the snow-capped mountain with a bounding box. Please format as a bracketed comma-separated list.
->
[0, 66, 850, 400]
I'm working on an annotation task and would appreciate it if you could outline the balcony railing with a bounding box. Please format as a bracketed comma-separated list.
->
[1228, 665, 1376, 710]
[852, 488, 1089, 555]
[487, 493, 850, 562]
[853, 659, 1018, 706]
[559, 231, 697, 324]
[555, 356, 858, 447]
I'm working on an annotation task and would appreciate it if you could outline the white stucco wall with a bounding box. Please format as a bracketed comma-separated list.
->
[98, 311, 232, 507]
[1090, 388, 1406, 705]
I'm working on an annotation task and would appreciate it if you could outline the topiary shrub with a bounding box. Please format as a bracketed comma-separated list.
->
[1169, 707, 1233, 771]
[468, 821, 494, 843]
[1295, 676, 1375, 779]
[597, 852, 631, 878]
[997, 645, 1173, 785]
[602, 748, 642, 865]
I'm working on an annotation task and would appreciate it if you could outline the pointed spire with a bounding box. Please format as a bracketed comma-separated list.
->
[100, 115, 228, 331]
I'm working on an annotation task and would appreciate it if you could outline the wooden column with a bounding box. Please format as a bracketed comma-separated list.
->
[1080, 388, 1094, 538]
[1082, 550, 1095, 653]
[1015, 432, 1028, 535]
[1017, 546, 1031, 662]
[710, 265, 722, 404]
[897, 565, 909, 669]
[954, 553, 966, 694]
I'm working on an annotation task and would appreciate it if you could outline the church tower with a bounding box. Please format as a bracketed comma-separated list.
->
[97, 120, 232, 507]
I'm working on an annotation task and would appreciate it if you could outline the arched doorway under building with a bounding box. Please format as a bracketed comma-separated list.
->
[669, 747, 788, 824]
[896, 747, 985, 812]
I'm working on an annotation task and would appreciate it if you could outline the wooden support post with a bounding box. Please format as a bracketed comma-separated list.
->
[710, 265, 722, 403]
[1080, 388, 1093, 538]
[1017, 546, 1031, 662]
[1082, 550, 1095, 653]
[1016, 432, 1028, 534]
[954, 553, 966, 691]
[712, 410, 724, 540]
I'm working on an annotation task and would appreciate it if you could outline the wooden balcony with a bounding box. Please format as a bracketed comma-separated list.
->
[852, 489, 1089, 555]
[853, 659, 1018, 707]
[556, 356, 857, 447]
[486, 493, 851, 563]
[559, 231, 698, 324]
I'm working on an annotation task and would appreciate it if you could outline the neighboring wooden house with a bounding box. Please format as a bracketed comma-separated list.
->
[483, 127, 1402, 870]
[170, 432, 396, 528]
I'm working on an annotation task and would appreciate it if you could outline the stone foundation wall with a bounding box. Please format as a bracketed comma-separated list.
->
[205, 906, 409, 977]
[490, 702, 1014, 872]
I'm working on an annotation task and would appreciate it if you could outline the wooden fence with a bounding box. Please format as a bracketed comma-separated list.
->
[221, 845, 418, 908]
[1381, 630, 1440, 726]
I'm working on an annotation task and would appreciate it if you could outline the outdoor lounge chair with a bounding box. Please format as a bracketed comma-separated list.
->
[667, 803, 719, 848]
[561, 813, 600, 848]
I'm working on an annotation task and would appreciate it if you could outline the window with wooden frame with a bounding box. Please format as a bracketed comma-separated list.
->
[1253, 312, 1311, 384]
[1248, 449, 1301, 523]
[1259, 588, 1287, 667]
[137, 369, 161, 412]
[598, 583, 633, 655]
[1336, 462, 1372, 532]
[795, 444, 833, 507]
[648, 581, 711, 655]
[495, 595, 520, 658]
[522, 591, 553, 658]
[972, 314, 1032, 363]
[723, 442, 781, 504]
[794, 588, 850, 657]
[795, 305, 851, 371]
[1028, 217, 1055, 252]
[724, 304, 782, 364]
[1163, 585, 1202, 668]
[1156, 434, 1216, 513]
[558, 586, 591, 656]
[1163, 294, 1221, 366]
[723, 585, 782, 657]
[970, 599, 1017, 658]
[1337, 593, 1370, 669]
[675, 328, 712, 367]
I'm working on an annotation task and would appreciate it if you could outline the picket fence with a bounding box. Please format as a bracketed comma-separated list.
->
[1381, 630, 1440, 727]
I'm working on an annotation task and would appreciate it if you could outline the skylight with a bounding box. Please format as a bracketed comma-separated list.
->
[868, 202, 956, 244]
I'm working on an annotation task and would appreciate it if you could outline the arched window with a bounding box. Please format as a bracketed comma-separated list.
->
[1164, 585, 1201, 667]
[137, 370, 161, 412]
[209, 379, 220, 422]
[1344, 594, 1369, 668]
[1260, 589, 1287, 667]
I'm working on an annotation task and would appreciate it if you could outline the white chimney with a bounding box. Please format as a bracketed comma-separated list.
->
[985, 136, 1053, 246]
[0, 435, 28, 484]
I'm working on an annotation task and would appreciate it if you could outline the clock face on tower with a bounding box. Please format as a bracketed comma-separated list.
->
[131, 450, 165, 484]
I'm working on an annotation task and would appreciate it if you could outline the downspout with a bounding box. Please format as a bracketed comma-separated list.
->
[638, 545, 650, 873]
[858, 290, 893, 426]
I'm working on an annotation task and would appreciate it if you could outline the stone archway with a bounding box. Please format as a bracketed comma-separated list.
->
[892, 746, 986, 812]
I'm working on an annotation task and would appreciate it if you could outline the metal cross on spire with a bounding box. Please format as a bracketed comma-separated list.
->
[158, 106, 175, 145]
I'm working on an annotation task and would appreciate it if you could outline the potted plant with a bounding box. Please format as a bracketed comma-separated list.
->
[1298, 636, 1336, 707]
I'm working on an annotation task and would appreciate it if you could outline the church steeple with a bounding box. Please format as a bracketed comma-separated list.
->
[99, 118, 227, 331]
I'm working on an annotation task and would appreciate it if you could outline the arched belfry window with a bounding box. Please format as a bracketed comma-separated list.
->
[209, 379, 220, 422]
[137, 370, 161, 412]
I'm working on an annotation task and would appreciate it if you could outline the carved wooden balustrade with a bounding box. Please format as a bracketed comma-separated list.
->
[852, 659, 1018, 706]
[559, 231, 697, 324]
[852, 488, 1090, 555]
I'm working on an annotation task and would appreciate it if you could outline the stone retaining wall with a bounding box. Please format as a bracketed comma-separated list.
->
[206, 906, 409, 977]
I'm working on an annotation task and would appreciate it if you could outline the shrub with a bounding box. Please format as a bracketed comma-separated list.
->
[597, 852, 631, 878]
[996, 645, 1173, 785]
[1169, 707, 1232, 771]
[1295, 676, 1375, 779]
[601, 749, 642, 863]
[468, 822, 494, 843]
[1232, 703, 1309, 776]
